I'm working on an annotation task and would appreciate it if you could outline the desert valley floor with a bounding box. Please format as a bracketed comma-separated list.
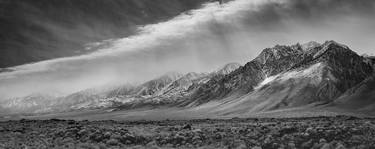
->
[1, 116, 375, 149]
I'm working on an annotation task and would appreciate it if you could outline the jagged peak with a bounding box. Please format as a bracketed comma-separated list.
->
[321, 40, 349, 50]
[300, 41, 321, 51]
[220, 62, 241, 69]
[185, 72, 200, 77]
[183, 72, 205, 80]
[270, 44, 303, 54]
[138, 72, 183, 89]
[273, 44, 289, 49]
[255, 44, 303, 65]
[265, 44, 290, 53]
[215, 62, 241, 75]
[155, 72, 183, 80]
[307, 40, 357, 60]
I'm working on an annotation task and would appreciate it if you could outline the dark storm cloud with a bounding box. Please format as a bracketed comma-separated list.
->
[0, 0, 210, 68]
[237, 0, 375, 30]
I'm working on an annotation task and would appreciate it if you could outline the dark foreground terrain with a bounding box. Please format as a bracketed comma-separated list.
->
[0, 116, 374, 149]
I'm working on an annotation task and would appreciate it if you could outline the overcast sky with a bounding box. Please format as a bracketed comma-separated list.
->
[0, 0, 375, 99]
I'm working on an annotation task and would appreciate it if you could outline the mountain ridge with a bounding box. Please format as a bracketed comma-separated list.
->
[0, 62, 241, 114]
[178, 40, 373, 112]
[1, 41, 375, 119]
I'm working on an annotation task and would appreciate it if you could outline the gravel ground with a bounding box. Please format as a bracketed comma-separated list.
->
[0, 116, 374, 149]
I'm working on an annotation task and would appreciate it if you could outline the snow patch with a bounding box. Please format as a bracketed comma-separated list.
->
[253, 63, 328, 90]
[279, 63, 325, 82]
[255, 63, 328, 89]
[254, 75, 278, 90]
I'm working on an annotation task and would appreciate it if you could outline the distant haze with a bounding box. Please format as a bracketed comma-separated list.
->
[0, 0, 375, 99]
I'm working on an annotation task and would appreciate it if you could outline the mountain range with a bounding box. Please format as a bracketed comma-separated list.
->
[0, 62, 241, 114]
[1, 40, 374, 118]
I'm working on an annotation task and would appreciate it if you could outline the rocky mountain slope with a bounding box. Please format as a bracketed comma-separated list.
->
[330, 55, 375, 114]
[88, 63, 242, 110]
[0, 63, 241, 114]
[332, 75, 375, 114]
[181, 41, 373, 115]
[0, 94, 57, 114]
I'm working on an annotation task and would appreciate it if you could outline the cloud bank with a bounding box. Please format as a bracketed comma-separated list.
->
[0, 0, 375, 99]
